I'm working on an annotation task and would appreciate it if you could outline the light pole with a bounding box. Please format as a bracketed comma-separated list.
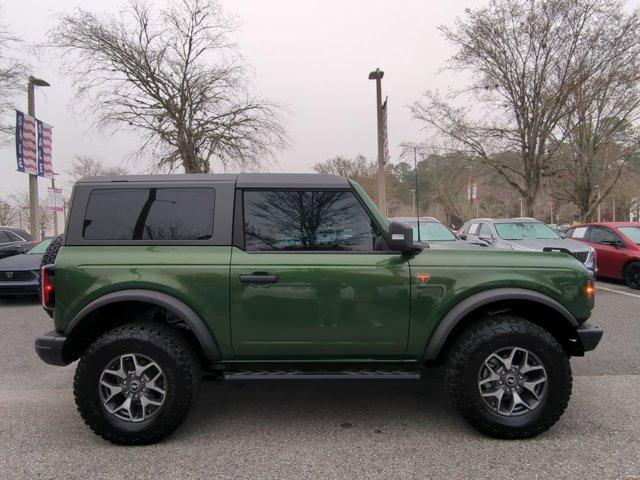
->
[27, 75, 50, 240]
[368, 68, 386, 214]
[550, 201, 553, 225]
[519, 197, 523, 217]
[611, 195, 616, 222]
[594, 185, 601, 222]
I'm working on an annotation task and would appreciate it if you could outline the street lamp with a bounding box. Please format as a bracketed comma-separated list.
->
[593, 185, 601, 222]
[27, 75, 50, 241]
[518, 198, 523, 218]
[368, 68, 386, 214]
[611, 195, 616, 222]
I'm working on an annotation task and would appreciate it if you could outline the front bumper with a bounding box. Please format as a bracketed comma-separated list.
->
[0, 281, 39, 295]
[34, 330, 71, 366]
[572, 324, 603, 355]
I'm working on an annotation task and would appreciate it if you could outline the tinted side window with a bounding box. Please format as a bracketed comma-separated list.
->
[243, 190, 379, 251]
[83, 188, 215, 241]
[480, 223, 493, 237]
[468, 223, 480, 235]
[589, 227, 619, 244]
[4, 231, 23, 242]
[0, 231, 11, 243]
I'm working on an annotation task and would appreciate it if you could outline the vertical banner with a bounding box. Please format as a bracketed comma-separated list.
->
[381, 98, 389, 163]
[16, 111, 38, 175]
[468, 181, 478, 204]
[15, 111, 24, 173]
[36, 120, 54, 178]
[46, 187, 64, 212]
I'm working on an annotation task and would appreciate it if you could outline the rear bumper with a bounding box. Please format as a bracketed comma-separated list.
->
[34, 330, 71, 366]
[573, 324, 603, 354]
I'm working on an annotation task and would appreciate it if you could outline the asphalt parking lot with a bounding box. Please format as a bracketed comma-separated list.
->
[0, 281, 638, 480]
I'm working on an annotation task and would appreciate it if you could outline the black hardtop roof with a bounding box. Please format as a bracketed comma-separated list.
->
[77, 173, 350, 189]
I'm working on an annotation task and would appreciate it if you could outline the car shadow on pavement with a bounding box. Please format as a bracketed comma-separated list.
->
[0, 295, 40, 305]
[177, 377, 468, 440]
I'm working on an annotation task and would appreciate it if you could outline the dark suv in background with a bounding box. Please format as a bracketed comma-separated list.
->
[0, 226, 35, 260]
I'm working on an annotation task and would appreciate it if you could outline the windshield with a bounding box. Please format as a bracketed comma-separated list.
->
[408, 222, 456, 241]
[28, 239, 52, 254]
[495, 222, 560, 240]
[619, 226, 640, 244]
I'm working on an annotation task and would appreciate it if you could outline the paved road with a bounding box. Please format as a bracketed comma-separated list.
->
[0, 281, 638, 480]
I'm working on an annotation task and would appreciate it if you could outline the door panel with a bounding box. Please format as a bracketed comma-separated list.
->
[587, 227, 627, 279]
[230, 248, 411, 358]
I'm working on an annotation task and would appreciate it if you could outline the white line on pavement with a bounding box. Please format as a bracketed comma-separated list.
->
[597, 285, 640, 299]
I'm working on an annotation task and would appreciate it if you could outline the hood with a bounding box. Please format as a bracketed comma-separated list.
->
[502, 237, 591, 252]
[409, 244, 586, 271]
[426, 240, 481, 250]
[0, 253, 42, 271]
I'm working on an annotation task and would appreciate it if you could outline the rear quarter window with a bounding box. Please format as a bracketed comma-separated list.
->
[83, 187, 215, 241]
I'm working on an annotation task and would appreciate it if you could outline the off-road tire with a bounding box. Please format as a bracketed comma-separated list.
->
[74, 322, 201, 445]
[40, 234, 63, 268]
[623, 261, 640, 290]
[442, 315, 572, 439]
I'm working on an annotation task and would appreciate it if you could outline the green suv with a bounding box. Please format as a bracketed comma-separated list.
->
[35, 173, 602, 444]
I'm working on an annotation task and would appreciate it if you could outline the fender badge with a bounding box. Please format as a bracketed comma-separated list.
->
[415, 273, 431, 285]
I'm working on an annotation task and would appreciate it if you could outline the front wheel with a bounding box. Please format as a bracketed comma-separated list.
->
[624, 261, 640, 290]
[443, 315, 572, 439]
[74, 322, 201, 445]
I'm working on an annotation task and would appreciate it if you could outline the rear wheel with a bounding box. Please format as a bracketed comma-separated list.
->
[443, 315, 572, 439]
[74, 322, 201, 445]
[623, 262, 640, 290]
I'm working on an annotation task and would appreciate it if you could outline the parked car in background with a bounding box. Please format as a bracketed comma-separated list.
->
[0, 238, 52, 296]
[0, 227, 35, 260]
[565, 222, 640, 289]
[459, 218, 596, 273]
[389, 216, 465, 246]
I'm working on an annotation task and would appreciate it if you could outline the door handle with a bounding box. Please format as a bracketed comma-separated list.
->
[239, 274, 279, 284]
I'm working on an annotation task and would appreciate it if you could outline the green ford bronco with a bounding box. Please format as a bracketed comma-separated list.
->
[35, 173, 602, 444]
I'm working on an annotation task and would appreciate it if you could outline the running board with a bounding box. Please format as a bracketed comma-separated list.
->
[221, 370, 422, 381]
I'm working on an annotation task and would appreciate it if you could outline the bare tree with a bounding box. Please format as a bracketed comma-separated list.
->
[11, 192, 52, 238]
[411, 0, 640, 216]
[51, 0, 287, 173]
[0, 11, 27, 139]
[399, 142, 470, 226]
[0, 198, 16, 225]
[65, 155, 130, 183]
[313, 154, 402, 211]
[550, 29, 640, 221]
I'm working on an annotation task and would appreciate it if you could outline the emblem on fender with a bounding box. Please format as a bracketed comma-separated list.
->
[415, 273, 431, 285]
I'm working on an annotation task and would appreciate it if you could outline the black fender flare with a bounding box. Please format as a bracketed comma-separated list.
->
[65, 289, 221, 360]
[422, 288, 578, 360]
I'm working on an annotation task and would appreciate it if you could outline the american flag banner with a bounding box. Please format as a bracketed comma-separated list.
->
[36, 120, 54, 178]
[15, 111, 38, 175]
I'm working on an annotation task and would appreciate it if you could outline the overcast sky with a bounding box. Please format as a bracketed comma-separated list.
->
[0, 0, 488, 199]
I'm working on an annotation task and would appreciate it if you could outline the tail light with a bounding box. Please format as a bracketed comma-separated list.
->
[41, 265, 55, 311]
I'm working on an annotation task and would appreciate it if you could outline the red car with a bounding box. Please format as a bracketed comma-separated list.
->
[565, 222, 640, 289]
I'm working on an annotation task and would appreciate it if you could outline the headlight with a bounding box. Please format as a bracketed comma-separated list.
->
[584, 250, 596, 269]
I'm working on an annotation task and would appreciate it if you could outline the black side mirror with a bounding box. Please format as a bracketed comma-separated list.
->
[388, 221, 422, 253]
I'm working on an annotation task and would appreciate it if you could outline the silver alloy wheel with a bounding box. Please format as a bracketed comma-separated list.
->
[477, 346, 547, 416]
[99, 353, 167, 423]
